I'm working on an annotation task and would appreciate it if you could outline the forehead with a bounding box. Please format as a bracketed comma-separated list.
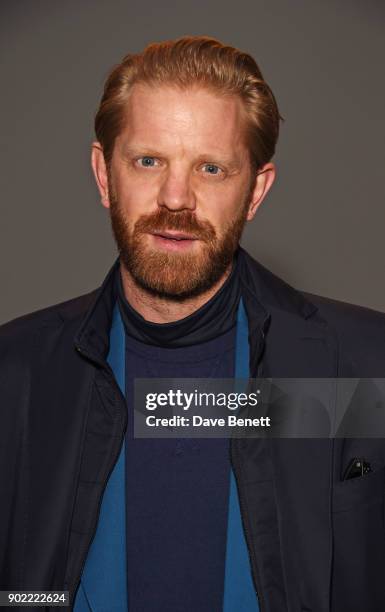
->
[116, 82, 248, 157]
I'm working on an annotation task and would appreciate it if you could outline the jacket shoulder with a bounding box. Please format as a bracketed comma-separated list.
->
[301, 290, 385, 375]
[301, 290, 385, 329]
[0, 289, 98, 346]
[0, 290, 100, 435]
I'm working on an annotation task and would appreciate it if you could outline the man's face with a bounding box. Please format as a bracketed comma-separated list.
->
[99, 83, 264, 300]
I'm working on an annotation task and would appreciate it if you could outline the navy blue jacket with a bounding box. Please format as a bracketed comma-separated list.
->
[1, 246, 385, 611]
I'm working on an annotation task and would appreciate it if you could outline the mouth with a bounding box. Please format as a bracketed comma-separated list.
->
[148, 230, 200, 251]
[150, 230, 199, 241]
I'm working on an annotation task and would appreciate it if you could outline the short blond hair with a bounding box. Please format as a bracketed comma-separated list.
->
[95, 35, 283, 171]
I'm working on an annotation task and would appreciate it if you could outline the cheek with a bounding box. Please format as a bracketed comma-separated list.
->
[198, 194, 241, 231]
[114, 174, 157, 216]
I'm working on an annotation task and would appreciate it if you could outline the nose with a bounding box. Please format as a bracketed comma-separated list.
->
[157, 168, 196, 212]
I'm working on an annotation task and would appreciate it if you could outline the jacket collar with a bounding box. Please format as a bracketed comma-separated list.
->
[73, 256, 120, 366]
[236, 247, 321, 377]
[237, 246, 318, 319]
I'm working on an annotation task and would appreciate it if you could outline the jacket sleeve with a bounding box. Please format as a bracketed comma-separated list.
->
[0, 318, 37, 584]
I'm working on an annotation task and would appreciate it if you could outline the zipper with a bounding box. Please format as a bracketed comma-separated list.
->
[229, 436, 266, 612]
[69, 345, 128, 611]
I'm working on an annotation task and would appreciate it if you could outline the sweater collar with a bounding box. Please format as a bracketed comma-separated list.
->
[115, 250, 241, 348]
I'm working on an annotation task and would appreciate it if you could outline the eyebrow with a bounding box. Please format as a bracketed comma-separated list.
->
[121, 145, 242, 169]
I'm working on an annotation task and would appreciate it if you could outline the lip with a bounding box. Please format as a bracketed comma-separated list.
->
[148, 230, 200, 252]
[150, 230, 199, 241]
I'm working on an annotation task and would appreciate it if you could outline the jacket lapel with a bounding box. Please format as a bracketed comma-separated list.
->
[264, 308, 336, 612]
[236, 247, 338, 611]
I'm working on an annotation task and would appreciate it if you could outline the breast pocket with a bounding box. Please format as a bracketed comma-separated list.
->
[331, 466, 385, 612]
[333, 464, 385, 513]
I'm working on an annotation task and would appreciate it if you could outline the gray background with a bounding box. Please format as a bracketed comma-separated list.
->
[1, 0, 384, 324]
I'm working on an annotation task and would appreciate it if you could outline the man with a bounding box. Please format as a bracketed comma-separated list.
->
[1, 35, 385, 612]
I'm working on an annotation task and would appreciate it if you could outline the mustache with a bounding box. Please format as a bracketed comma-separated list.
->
[133, 208, 216, 241]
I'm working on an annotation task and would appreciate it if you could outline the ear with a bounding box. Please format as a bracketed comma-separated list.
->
[246, 162, 276, 221]
[91, 142, 110, 209]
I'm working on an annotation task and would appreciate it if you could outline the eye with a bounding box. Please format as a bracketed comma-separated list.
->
[202, 163, 223, 176]
[136, 156, 159, 168]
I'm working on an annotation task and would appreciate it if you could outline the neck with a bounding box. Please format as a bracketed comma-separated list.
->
[119, 261, 234, 324]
